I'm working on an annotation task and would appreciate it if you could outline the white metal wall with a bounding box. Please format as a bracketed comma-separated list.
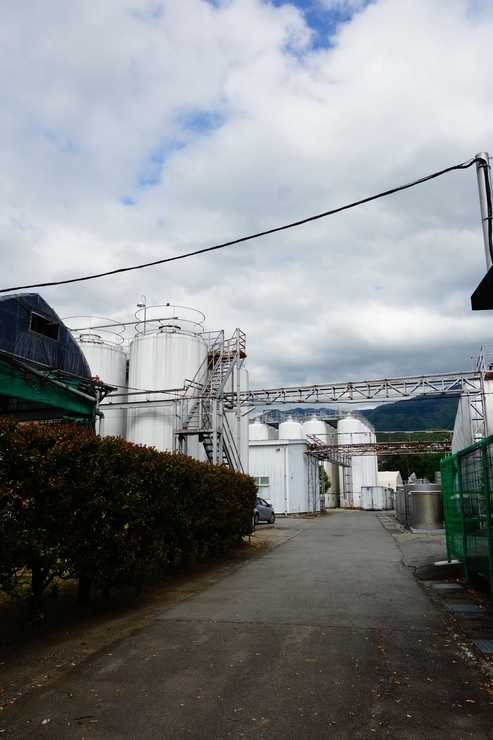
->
[249, 439, 319, 515]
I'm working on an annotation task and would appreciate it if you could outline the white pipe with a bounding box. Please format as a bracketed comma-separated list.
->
[284, 444, 290, 514]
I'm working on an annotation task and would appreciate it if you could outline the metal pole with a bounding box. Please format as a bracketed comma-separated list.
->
[481, 439, 493, 596]
[212, 397, 218, 465]
[284, 444, 289, 514]
[475, 152, 493, 271]
[456, 454, 469, 583]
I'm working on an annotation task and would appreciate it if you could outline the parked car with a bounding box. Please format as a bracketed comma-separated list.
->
[253, 497, 275, 525]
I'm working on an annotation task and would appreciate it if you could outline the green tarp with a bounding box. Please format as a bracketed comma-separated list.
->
[0, 355, 96, 420]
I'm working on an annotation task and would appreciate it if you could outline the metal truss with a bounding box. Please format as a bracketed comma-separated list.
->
[106, 369, 481, 410]
[101, 345, 490, 468]
[305, 431, 452, 466]
[235, 369, 481, 406]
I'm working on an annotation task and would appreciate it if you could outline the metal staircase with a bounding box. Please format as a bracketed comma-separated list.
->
[176, 329, 246, 470]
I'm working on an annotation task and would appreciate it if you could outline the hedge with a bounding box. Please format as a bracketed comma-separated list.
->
[0, 418, 257, 609]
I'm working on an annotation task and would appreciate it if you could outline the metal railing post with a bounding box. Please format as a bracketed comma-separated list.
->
[481, 439, 493, 596]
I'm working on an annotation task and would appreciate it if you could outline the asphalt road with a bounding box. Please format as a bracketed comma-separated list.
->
[2, 512, 493, 739]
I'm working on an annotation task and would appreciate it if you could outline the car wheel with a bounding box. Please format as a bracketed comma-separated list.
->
[268, 512, 276, 524]
[253, 512, 259, 525]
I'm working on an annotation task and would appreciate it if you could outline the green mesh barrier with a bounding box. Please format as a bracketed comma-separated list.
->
[0, 355, 96, 419]
[441, 437, 493, 597]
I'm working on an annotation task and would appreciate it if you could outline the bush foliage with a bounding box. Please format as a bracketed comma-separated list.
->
[0, 419, 257, 609]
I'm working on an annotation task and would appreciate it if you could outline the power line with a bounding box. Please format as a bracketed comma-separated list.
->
[0, 156, 479, 294]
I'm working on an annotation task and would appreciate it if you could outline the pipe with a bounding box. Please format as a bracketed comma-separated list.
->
[13, 357, 98, 404]
[475, 152, 493, 270]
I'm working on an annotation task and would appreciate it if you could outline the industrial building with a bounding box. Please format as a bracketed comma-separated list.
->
[248, 413, 379, 513]
[248, 417, 322, 515]
[4, 293, 493, 517]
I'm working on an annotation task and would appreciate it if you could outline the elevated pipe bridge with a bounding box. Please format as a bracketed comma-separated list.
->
[235, 369, 481, 406]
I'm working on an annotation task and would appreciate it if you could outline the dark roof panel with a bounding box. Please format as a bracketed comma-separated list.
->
[0, 293, 91, 378]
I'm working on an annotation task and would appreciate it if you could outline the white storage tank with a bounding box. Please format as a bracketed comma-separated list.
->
[67, 317, 128, 438]
[79, 334, 128, 438]
[324, 425, 340, 498]
[279, 416, 303, 440]
[225, 365, 250, 473]
[126, 308, 208, 453]
[337, 413, 378, 508]
[302, 415, 329, 442]
[250, 418, 272, 441]
[250, 419, 278, 440]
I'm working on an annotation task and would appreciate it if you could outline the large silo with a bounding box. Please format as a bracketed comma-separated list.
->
[67, 317, 128, 438]
[337, 413, 378, 508]
[126, 307, 208, 453]
[302, 416, 340, 502]
[225, 365, 250, 473]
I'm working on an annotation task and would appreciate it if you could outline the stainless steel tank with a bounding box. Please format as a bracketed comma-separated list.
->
[395, 485, 405, 524]
[410, 483, 443, 531]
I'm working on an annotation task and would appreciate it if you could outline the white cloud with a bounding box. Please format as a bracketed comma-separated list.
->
[1, 0, 493, 399]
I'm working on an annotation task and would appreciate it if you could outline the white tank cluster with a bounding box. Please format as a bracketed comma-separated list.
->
[66, 305, 249, 471]
[337, 413, 378, 508]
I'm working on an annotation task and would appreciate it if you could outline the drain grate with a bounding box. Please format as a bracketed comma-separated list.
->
[473, 640, 493, 654]
[432, 583, 463, 590]
[446, 603, 483, 613]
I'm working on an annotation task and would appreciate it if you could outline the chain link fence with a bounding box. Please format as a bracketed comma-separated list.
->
[441, 436, 493, 596]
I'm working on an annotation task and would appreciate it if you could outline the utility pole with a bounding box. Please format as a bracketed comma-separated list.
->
[471, 152, 493, 309]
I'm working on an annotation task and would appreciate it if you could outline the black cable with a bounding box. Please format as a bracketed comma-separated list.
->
[0, 157, 479, 294]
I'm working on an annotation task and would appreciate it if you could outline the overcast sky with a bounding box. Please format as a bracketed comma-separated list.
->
[1, 0, 493, 394]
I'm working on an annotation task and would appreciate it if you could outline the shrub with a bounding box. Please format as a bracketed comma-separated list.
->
[0, 419, 257, 609]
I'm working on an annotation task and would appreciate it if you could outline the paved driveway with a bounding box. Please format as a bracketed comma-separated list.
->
[2, 512, 492, 739]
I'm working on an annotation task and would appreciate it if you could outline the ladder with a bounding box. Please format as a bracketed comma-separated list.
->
[177, 330, 246, 470]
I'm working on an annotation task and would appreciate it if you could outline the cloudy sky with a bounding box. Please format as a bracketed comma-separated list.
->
[1, 0, 493, 393]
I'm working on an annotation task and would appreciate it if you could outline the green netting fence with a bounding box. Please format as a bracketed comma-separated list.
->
[440, 435, 493, 596]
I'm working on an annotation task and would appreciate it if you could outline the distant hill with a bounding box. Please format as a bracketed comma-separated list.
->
[360, 394, 459, 431]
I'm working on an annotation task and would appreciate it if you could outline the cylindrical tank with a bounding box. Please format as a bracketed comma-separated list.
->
[395, 485, 405, 523]
[325, 424, 340, 498]
[337, 414, 378, 508]
[65, 317, 128, 439]
[279, 416, 303, 440]
[302, 416, 329, 442]
[410, 483, 443, 531]
[249, 418, 271, 441]
[225, 365, 250, 473]
[78, 333, 128, 438]
[126, 326, 208, 452]
[302, 417, 339, 500]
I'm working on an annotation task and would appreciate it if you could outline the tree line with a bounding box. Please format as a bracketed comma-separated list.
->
[0, 418, 257, 610]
